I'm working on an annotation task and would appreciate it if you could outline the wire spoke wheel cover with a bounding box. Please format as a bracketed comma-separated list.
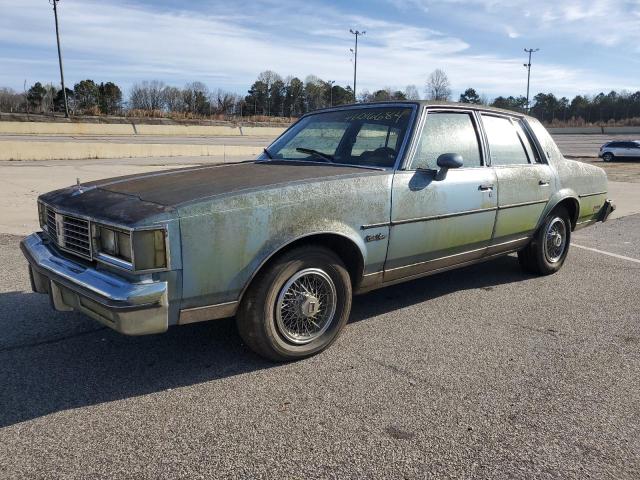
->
[275, 268, 337, 345]
[543, 217, 567, 263]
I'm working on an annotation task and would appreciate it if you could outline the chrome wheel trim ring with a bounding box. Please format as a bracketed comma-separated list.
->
[544, 217, 567, 263]
[275, 268, 337, 345]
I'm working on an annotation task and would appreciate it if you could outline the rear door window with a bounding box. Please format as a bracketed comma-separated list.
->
[481, 115, 530, 166]
[411, 111, 482, 169]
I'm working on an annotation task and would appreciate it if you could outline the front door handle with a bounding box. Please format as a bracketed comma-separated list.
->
[539, 179, 550, 186]
[478, 184, 494, 191]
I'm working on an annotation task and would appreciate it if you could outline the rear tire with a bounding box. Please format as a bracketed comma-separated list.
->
[602, 152, 614, 162]
[518, 206, 571, 275]
[236, 245, 352, 362]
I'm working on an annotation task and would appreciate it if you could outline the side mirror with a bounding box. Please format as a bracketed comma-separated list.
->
[436, 153, 464, 170]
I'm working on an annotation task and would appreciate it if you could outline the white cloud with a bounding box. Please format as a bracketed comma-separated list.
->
[0, 0, 636, 99]
[397, 0, 640, 48]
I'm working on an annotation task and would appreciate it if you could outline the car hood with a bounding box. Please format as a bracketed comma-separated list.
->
[39, 161, 381, 225]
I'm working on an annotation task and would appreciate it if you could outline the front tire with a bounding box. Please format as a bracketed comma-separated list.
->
[236, 246, 352, 362]
[602, 152, 614, 162]
[518, 206, 571, 275]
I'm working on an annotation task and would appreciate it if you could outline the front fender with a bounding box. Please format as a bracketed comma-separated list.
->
[178, 172, 392, 309]
[238, 222, 369, 299]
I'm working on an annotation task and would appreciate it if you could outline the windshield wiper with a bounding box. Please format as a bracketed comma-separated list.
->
[295, 147, 335, 163]
[263, 147, 273, 159]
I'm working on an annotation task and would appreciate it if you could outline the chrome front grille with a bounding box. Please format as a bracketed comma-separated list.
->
[46, 207, 57, 238]
[61, 215, 91, 257]
[44, 205, 92, 260]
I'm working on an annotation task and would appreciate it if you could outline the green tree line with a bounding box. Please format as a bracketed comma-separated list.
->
[1, 71, 639, 126]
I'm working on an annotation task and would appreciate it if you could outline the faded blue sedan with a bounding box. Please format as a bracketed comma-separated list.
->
[22, 102, 615, 361]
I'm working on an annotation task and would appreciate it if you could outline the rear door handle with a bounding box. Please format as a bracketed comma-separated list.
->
[478, 184, 494, 191]
[539, 179, 550, 186]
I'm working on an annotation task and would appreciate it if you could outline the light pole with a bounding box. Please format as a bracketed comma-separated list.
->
[51, 0, 69, 118]
[349, 29, 365, 102]
[523, 48, 539, 112]
[328, 80, 335, 107]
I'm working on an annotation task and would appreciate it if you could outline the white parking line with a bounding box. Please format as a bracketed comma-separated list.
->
[572, 243, 640, 264]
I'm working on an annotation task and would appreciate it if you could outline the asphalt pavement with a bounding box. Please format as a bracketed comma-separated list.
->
[1, 214, 638, 479]
[552, 133, 635, 158]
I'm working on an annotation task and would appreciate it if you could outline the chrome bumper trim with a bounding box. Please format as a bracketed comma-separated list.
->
[21, 233, 168, 335]
[178, 301, 238, 325]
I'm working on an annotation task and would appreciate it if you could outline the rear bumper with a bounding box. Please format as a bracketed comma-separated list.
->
[21, 232, 168, 335]
[599, 199, 616, 222]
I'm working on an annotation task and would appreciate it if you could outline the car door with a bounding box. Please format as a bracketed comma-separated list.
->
[384, 109, 497, 283]
[623, 141, 640, 158]
[480, 114, 554, 254]
[613, 142, 629, 158]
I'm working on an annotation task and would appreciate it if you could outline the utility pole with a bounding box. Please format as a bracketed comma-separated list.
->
[52, 0, 69, 118]
[523, 48, 539, 113]
[328, 80, 335, 107]
[349, 29, 365, 102]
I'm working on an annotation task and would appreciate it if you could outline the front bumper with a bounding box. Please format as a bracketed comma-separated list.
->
[21, 232, 168, 335]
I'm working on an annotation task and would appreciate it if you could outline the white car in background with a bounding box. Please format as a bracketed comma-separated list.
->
[599, 140, 640, 162]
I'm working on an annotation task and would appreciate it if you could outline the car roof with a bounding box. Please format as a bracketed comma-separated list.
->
[309, 100, 534, 121]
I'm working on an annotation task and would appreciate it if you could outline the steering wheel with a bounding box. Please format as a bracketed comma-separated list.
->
[361, 146, 397, 166]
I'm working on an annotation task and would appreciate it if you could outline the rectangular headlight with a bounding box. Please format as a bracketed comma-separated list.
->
[132, 229, 167, 270]
[95, 225, 132, 263]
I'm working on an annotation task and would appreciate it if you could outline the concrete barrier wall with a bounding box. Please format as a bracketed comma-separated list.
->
[2, 120, 636, 137]
[0, 121, 136, 135]
[603, 127, 640, 135]
[0, 141, 263, 161]
[549, 126, 640, 135]
[0, 121, 287, 137]
[548, 127, 603, 134]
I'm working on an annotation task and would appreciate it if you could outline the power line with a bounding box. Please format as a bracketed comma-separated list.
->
[524, 48, 539, 113]
[349, 29, 365, 103]
[51, 0, 69, 118]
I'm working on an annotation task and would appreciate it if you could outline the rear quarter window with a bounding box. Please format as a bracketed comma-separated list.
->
[526, 118, 563, 163]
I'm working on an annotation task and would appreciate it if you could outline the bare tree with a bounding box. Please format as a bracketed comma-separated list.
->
[129, 80, 166, 111]
[210, 88, 237, 115]
[0, 87, 25, 112]
[162, 86, 184, 112]
[41, 84, 57, 113]
[425, 69, 451, 101]
[404, 85, 420, 100]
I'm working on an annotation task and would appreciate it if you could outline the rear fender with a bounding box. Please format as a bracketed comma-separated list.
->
[536, 188, 580, 231]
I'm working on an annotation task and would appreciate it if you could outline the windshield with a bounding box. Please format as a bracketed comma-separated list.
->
[262, 106, 414, 168]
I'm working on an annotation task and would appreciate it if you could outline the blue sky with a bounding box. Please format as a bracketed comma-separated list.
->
[1, 0, 639, 99]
